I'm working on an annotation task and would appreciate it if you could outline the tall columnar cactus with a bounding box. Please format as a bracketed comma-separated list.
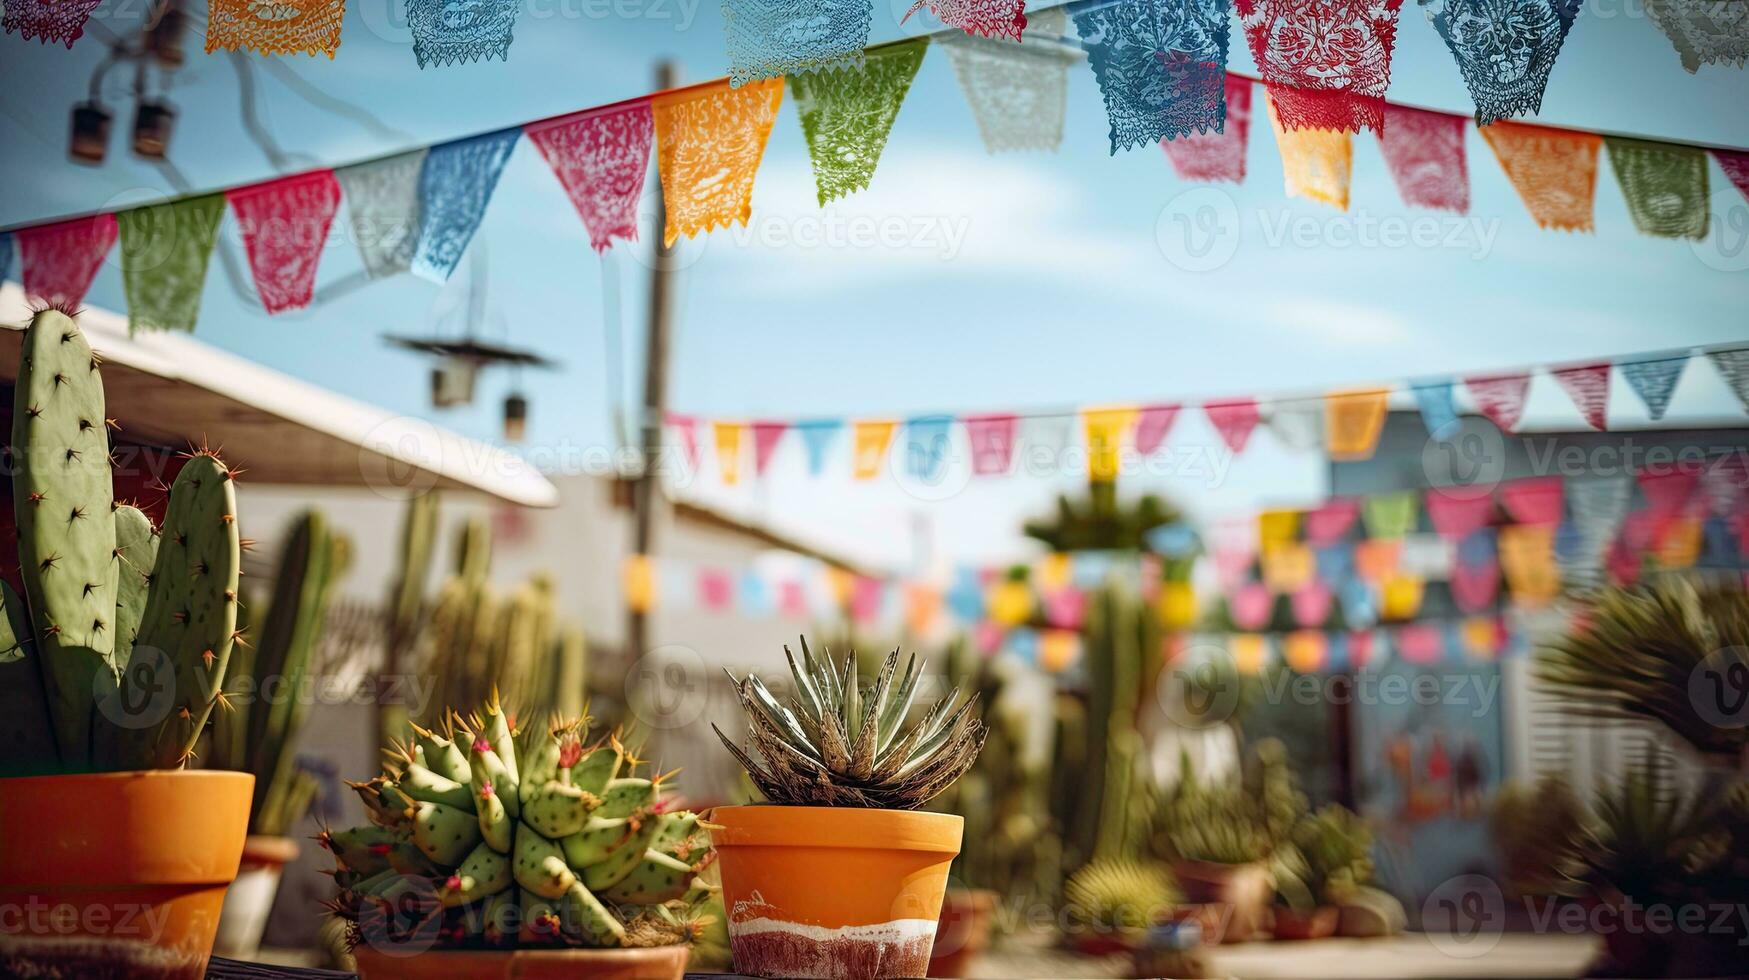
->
[1, 308, 244, 776]
[325, 696, 714, 951]
[382, 492, 439, 748]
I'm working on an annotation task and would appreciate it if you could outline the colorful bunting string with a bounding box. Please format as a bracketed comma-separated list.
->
[789, 39, 929, 204]
[525, 103, 655, 254]
[205, 0, 346, 58]
[654, 79, 785, 246]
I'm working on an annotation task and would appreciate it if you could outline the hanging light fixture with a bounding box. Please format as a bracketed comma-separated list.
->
[131, 99, 176, 158]
[146, 3, 188, 68]
[503, 392, 529, 442]
[69, 101, 113, 164]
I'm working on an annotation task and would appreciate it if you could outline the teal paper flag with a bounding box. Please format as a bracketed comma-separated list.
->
[118, 195, 225, 333]
[1710, 350, 1749, 413]
[789, 39, 928, 205]
[1619, 354, 1687, 420]
[796, 419, 844, 475]
[905, 414, 954, 483]
[1412, 380, 1459, 438]
[0, 233, 12, 283]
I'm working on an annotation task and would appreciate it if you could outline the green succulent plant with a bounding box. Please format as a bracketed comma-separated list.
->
[1150, 741, 1303, 867]
[1064, 858, 1179, 935]
[1274, 805, 1374, 911]
[1583, 746, 1720, 904]
[715, 638, 986, 809]
[1489, 774, 1590, 898]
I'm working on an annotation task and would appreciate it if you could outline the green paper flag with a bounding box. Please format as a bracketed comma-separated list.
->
[1362, 491, 1420, 540]
[789, 39, 928, 206]
[119, 195, 225, 334]
[1605, 137, 1708, 241]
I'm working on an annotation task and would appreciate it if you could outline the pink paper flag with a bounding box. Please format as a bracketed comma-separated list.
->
[1608, 534, 1645, 586]
[778, 579, 809, 618]
[1465, 373, 1532, 433]
[666, 413, 701, 471]
[851, 576, 886, 625]
[524, 102, 654, 253]
[18, 213, 117, 309]
[1550, 363, 1611, 431]
[1162, 76, 1253, 184]
[1394, 623, 1444, 665]
[1378, 104, 1469, 214]
[1346, 629, 1375, 669]
[751, 420, 788, 476]
[1205, 399, 1262, 453]
[1305, 498, 1361, 545]
[226, 170, 342, 315]
[1501, 476, 1565, 527]
[698, 567, 734, 611]
[1292, 583, 1333, 628]
[1717, 150, 1749, 203]
[1637, 464, 1701, 522]
[1134, 403, 1182, 455]
[1230, 583, 1274, 630]
[1044, 588, 1087, 630]
[1450, 559, 1500, 613]
[964, 413, 1018, 476]
[1425, 489, 1494, 539]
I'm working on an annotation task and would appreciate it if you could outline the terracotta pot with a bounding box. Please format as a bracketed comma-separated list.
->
[0, 770, 253, 980]
[352, 944, 690, 980]
[1271, 906, 1339, 941]
[929, 888, 996, 978]
[1172, 861, 1270, 943]
[214, 835, 300, 959]
[709, 805, 964, 979]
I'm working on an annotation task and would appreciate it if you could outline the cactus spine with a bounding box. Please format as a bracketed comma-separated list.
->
[1, 308, 244, 775]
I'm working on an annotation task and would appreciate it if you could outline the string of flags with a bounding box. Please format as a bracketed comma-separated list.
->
[657, 344, 1749, 484]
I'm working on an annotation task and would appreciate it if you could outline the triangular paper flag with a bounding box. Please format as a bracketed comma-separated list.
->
[18, 213, 117, 309]
[698, 566, 734, 611]
[667, 413, 701, 471]
[1381, 573, 1426, 620]
[1450, 558, 1500, 613]
[789, 39, 927, 204]
[723, 0, 872, 87]
[1346, 630, 1375, 669]
[1265, 91, 1351, 209]
[1268, 400, 1324, 451]
[1292, 583, 1333, 628]
[1426, 490, 1494, 540]
[1465, 373, 1532, 433]
[1259, 510, 1301, 548]
[1340, 577, 1378, 627]
[1393, 623, 1443, 665]
[1230, 583, 1273, 631]
[3, 0, 102, 46]
[118, 195, 225, 333]
[939, 7, 1077, 152]
[1412, 379, 1460, 439]
[1637, 465, 1701, 522]
[411, 128, 521, 282]
[1082, 406, 1137, 482]
[1550, 363, 1611, 431]
[1362, 492, 1419, 540]
[852, 419, 898, 479]
[1205, 399, 1261, 453]
[1606, 137, 1709, 240]
[1306, 499, 1360, 546]
[1285, 631, 1328, 672]
[795, 419, 843, 475]
[751, 420, 788, 476]
[1354, 539, 1402, 582]
[1231, 633, 1269, 675]
[1134, 403, 1182, 455]
[964, 414, 1017, 475]
[1239, 0, 1402, 134]
[1564, 476, 1631, 587]
[1073, 0, 1232, 152]
[1717, 150, 1749, 203]
[1422, 0, 1581, 125]
[1643, 0, 1749, 74]
[1262, 543, 1314, 593]
[905, 415, 955, 482]
[1315, 542, 1353, 583]
[1162, 76, 1253, 184]
[407, 0, 520, 67]
[1501, 476, 1565, 526]
[1378, 104, 1470, 213]
[713, 422, 745, 485]
[1324, 388, 1389, 461]
[226, 170, 342, 315]
[335, 149, 426, 279]
[654, 79, 784, 246]
[525, 102, 654, 253]
[1619, 355, 1687, 421]
[1480, 121, 1601, 232]
[1709, 350, 1749, 412]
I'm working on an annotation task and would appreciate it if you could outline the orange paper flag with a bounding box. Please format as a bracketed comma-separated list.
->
[904, 584, 942, 636]
[713, 421, 745, 485]
[1266, 92, 1351, 210]
[1480, 121, 1602, 233]
[1325, 388, 1390, 461]
[653, 78, 784, 246]
[1262, 542, 1315, 593]
[1232, 633, 1269, 675]
[206, 0, 346, 56]
[1285, 630, 1327, 673]
[1499, 524, 1561, 607]
[1040, 629, 1081, 672]
[622, 555, 656, 613]
[1081, 406, 1138, 482]
[851, 419, 898, 479]
[1354, 539, 1402, 583]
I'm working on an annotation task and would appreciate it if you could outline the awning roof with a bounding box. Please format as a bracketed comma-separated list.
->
[0, 283, 559, 508]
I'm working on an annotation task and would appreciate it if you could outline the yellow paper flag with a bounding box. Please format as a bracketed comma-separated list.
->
[1325, 388, 1390, 461]
[1266, 92, 1351, 210]
[713, 422, 744, 485]
[825, 566, 855, 607]
[622, 555, 656, 613]
[653, 78, 785, 246]
[1262, 542, 1314, 593]
[988, 579, 1034, 627]
[1082, 406, 1137, 482]
[1258, 510, 1301, 549]
[851, 419, 898, 480]
[1500, 524, 1560, 607]
[1232, 633, 1268, 676]
[1038, 553, 1072, 592]
[1158, 580, 1197, 630]
[1656, 518, 1702, 569]
[1381, 573, 1425, 620]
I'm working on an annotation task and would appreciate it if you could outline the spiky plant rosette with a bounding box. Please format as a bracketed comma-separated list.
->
[321, 694, 716, 952]
[1064, 859, 1180, 934]
[715, 639, 986, 809]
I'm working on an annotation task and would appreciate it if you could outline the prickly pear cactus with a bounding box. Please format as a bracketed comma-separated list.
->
[323, 695, 715, 953]
[0, 581, 59, 773]
[12, 309, 121, 768]
[112, 502, 158, 666]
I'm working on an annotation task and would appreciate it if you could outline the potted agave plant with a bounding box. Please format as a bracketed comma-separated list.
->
[0, 307, 253, 978]
[324, 694, 717, 980]
[1270, 805, 1373, 940]
[711, 639, 986, 979]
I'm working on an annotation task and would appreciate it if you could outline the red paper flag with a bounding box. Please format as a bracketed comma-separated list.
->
[666, 413, 701, 471]
[1501, 476, 1564, 526]
[1205, 399, 1261, 453]
[525, 102, 654, 253]
[1237, 0, 1405, 134]
[851, 576, 886, 625]
[1551, 363, 1611, 431]
[778, 579, 808, 618]
[1162, 76, 1253, 184]
[1378, 104, 1469, 214]
[964, 413, 1018, 476]
[1637, 464, 1701, 523]
[1465, 373, 1532, 433]
[1346, 629, 1375, 669]
[1306, 498, 1360, 545]
[1044, 588, 1087, 630]
[226, 170, 342, 315]
[1426, 490, 1494, 539]
[751, 420, 788, 476]
[1715, 150, 1749, 203]
[1134, 403, 1182, 455]
[18, 213, 117, 309]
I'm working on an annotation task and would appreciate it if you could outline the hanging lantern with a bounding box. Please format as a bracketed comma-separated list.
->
[503, 392, 529, 442]
[131, 100, 176, 158]
[430, 357, 479, 408]
[147, 4, 189, 67]
[69, 102, 113, 164]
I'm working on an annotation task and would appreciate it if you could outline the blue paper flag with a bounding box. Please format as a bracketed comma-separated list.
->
[412, 128, 521, 283]
[408, 0, 522, 68]
[1702, 517, 1739, 567]
[1339, 579, 1377, 628]
[1412, 379, 1460, 439]
[1147, 521, 1200, 558]
[1326, 633, 1348, 670]
[1316, 543, 1354, 585]
[1071, 0, 1232, 152]
[796, 419, 844, 476]
[1072, 551, 1119, 589]
[0, 233, 12, 284]
[739, 570, 773, 616]
[1008, 627, 1039, 663]
[723, 0, 873, 87]
[947, 567, 985, 622]
[1457, 528, 1498, 567]
[1421, 0, 1584, 125]
[1619, 355, 1687, 421]
[906, 415, 955, 483]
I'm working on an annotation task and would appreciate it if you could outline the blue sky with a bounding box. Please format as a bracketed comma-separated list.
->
[2, 0, 1746, 570]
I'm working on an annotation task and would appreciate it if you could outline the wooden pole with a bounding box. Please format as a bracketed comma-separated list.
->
[627, 60, 678, 666]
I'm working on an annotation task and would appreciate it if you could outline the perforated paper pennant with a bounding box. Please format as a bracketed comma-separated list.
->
[206, 0, 346, 57]
[964, 414, 1018, 475]
[1465, 373, 1532, 433]
[336, 150, 426, 279]
[1619, 355, 1687, 421]
[1606, 137, 1709, 240]
[1162, 75, 1252, 183]
[1378, 104, 1469, 213]
[118, 195, 225, 333]
[1480, 121, 1600, 232]
[1265, 93, 1352, 209]
[226, 170, 342, 314]
[18, 214, 116, 310]
[654, 79, 784, 246]
[526, 103, 654, 254]
[853, 419, 898, 479]
[411, 129, 521, 282]
[790, 39, 928, 204]
[723, 0, 873, 87]
[1550, 363, 1610, 430]
[1238, 0, 1403, 133]
[1071, 0, 1233, 152]
[940, 7, 1078, 153]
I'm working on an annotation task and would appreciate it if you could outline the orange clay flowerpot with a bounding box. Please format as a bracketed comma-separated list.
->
[709, 805, 964, 979]
[0, 770, 253, 980]
[352, 944, 691, 980]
